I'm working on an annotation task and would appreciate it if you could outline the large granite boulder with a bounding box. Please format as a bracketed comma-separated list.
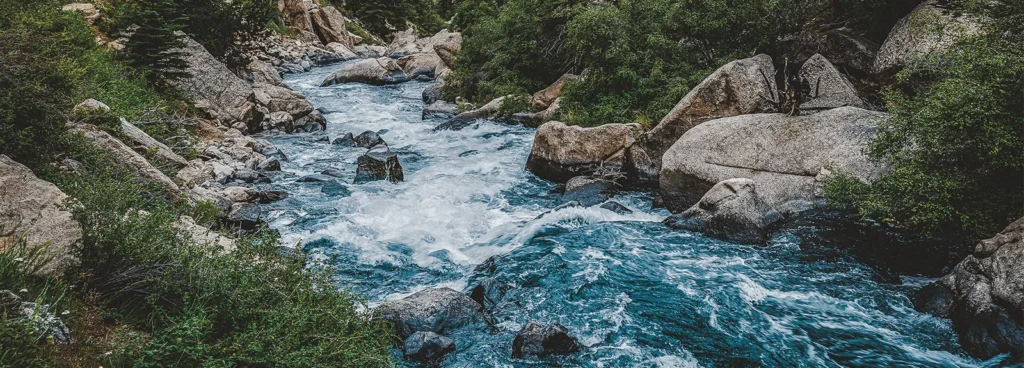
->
[874, 0, 983, 75]
[70, 124, 181, 196]
[0, 156, 82, 275]
[530, 73, 576, 110]
[915, 217, 1024, 359]
[659, 107, 887, 212]
[376, 287, 485, 339]
[119, 119, 189, 169]
[625, 55, 778, 186]
[664, 178, 784, 243]
[279, 0, 319, 44]
[310, 6, 351, 46]
[798, 54, 864, 112]
[397, 53, 442, 79]
[526, 121, 644, 183]
[252, 83, 316, 129]
[242, 59, 283, 86]
[320, 58, 409, 86]
[171, 37, 256, 127]
[511, 322, 581, 358]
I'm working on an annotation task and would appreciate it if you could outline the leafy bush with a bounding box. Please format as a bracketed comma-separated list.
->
[824, 5, 1024, 242]
[344, 0, 447, 39]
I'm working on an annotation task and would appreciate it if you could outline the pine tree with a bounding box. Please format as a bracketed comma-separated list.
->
[123, 0, 189, 85]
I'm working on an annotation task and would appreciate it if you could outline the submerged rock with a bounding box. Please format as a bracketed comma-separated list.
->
[526, 121, 644, 183]
[355, 152, 404, 183]
[321, 179, 352, 197]
[332, 132, 355, 146]
[562, 176, 611, 207]
[664, 178, 783, 243]
[423, 101, 459, 120]
[511, 321, 581, 358]
[470, 278, 509, 311]
[376, 287, 485, 339]
[403, 331, 456, 363]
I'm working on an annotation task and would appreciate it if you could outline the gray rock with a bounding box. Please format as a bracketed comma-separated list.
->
[659, 107, 888, 212]
[626, 55, 778, 186]
[916, 217, 1024, 359]
[434, 96, 506, 131]
[423, 101, 459, 120]
[72, 98, 110, 116]
[353, 130, 385, 149]
[332, 133, 356, 146]
[310, 6, 352, 46]
[256, 157, 281, 171]
[403, 331, 456, 363]
[530, 73, 576, 110]
[297, 174, 333, 183]
[321, 179, 352, 197]
[293, 110, 326, 132]
[526, 121, 644, 183]
[1, 290, 71, 344]
[353, 45, 387, 58]
[253, 83, 314, 124]
[170, 37, 256, 127]
[69, 124, 181, 196]
[376, 287, 485, 339]
[227, 202, 261, 225]
[174, 215, 235, 251]
[355, 152, 404, 183]
[874, 0, 983, 75]
[189, 186, 232, 218]
[469, 278, 508, 311]
[511, 321, 581, 358]
[320, 58, 409, 86]
[799, 54, 864, 111]
[398, 53, 441, 79]
[776, 28, 879, 77]
[663, 178, 784, 243]
[511, 97, 561, 128]
[563, 176, 611, 207]
[279, 0, 319, 43]
[0, 155, 82, 275]
[119, 119, 189, 169]
[599, 201, 633, 215]
[258, 190, 289, 203]
[243, 59, 283, 86]
[422, 81, 445, 104]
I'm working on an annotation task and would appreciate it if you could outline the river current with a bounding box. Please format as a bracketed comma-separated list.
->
[262, 63, 1002, 367]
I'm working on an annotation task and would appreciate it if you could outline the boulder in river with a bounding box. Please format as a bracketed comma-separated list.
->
[403, 331, 456, 363]
[562, 176, 612, 207]
[511, 321, 581, 358]
[376, 287, 485, 339]
[320, 58, 409, 86]
[355, 152, 404, 183]
[0, 155, 82, 275]
[663, 178, 784, 243]
[423, 101, 459, 120]
[659, 106, 887, 212]
[526, 121, 644, 183]
[915, 217, 1024, 359]
[332, 132, 356, 146]
[625, 54, 778, 186]
[353, 130, 386, 149]
[433, 96, 507, 131]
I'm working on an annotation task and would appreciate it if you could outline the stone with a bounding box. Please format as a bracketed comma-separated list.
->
[297, 174, 333, 183]
[258, 190, 289, 203]
[174, 215, 235, 251]
[423, 101, 459, 120]
[310, 6, 351, 46]
[403, 331, 456, 363]
[469, 278, 508, 311]
[353, 130, 385, 149]
[253, 83, 314, 120]
[511, 97, 561, 128]
[626, 55, 778, 186]
[511, 322, 581, 358]
[320, 58, 409, 86]
[659, 107, 888, 212]
[397, 53, 441, 79]
[874, 0, 983, 75]
[170, 37, 256, 127]
[190, 186, 232, 218]
[119, 119, 189, 169]
[324, 42, 359, 60]
[268, 111, 294, 132]
[0, 155, 82, 275]
[222, 186, 259, 203]
[433, 96, 507, 131]
[69, 124, 181, 196]
[355, 152, 404, 184]
[279, 0, 319, 44]
[376, 287, 485, 339]
[332, 133, 356, 146]
[321, 180, 352, 197]
[243, 59, 283, 86]
[599, 201, 633, 215]
[353, 45, 387, 58]
[293, 110, 326, 132]
[798, 54, 864, 111]
[0, 290, 71, 344]
[563, 176, 611, 207]
[72, 98, 110, 116]
[775, 28, 880, 77]
[227, 202, 261, 226]
[526, 121, 644, 183]
[257, 157, 281, 171]
[422, 81, 445, 104]
[916, 217, 1024, 359]
[530, 73, 576, 110]
[663, 178, 784, 243]
[387, 28, 421, 58]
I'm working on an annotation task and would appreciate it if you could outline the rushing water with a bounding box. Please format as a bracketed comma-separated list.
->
[262, 63, 1003, 367]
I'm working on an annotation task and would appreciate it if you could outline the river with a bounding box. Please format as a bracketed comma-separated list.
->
[261, 63, 999, 367]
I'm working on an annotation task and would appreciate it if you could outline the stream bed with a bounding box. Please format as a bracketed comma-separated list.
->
[261, 63, 998, 367]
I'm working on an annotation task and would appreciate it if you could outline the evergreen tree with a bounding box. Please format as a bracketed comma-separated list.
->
[123, 0, 188, 85]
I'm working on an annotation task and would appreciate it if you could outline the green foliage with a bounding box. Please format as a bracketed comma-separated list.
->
[0, 317, 56, 368]
[120, 0, 189, 85]
[347, 21, 384, 46]
[0, 230, 66, 368]
[345, 0, 447, 39]
[825, 10, 1024, 242]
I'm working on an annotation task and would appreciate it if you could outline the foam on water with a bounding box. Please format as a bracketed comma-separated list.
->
[261, 64, 1008, 367]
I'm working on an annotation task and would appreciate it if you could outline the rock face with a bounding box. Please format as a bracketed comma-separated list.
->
[874, 0, 982, 75]
[659, 107, 887, 212]
[0, 156, 82, 275]
[916, 217, 1024, 359]
[119, 119, 189, 169]
[355, 152, 404, 183]
[310, 6, 352, 46]
[663, 179, 784, 243]
[320, 58, 409, 86]
[626, 55, 778, 185]
[171, 37, 256, 127]
[70, 124, 182, 196]
[376, 287, 485, 339]
[798, 54, 864, 111]
[530, 74, 576, 110]
[279, 0, 319, 44]
[403, 331, 456, 363]
[511, 322, 581, 358]
[526, 121, 644, 183]
[243, 59, 283, 86]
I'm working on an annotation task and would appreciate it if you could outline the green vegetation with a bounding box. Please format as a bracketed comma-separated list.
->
[341, 0, 448, 39]
[1, 1, 394, 366]
[825, 2, 1024, 244]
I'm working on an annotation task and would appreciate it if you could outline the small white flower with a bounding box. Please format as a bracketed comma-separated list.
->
[61, 310, 70, 315]
[13, 257, 24, 262]
[18, 288, 27, 293]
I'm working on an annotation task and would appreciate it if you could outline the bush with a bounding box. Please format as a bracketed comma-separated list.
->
[343, 0, 447, 39]
[825, 6, 1024, 243]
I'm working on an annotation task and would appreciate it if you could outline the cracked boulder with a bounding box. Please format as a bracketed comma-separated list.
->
[526, 121, 644, 183]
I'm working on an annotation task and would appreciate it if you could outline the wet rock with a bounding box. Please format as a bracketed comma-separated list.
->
[874, 0, 983, 75]
[355, 152, 404, 183]
[256, 157, 281, 171]
[268, 111, 294, 132]
[321, 168, 346, 178]
[0, 155, 82, 275]
[320, 58, 409, 86]
[511, 321, 581, 358]
[376, 287, 485, 339]
[0, 290, 71, 344]
[321, 180, 352, 197]
[530, 73, 576, 110]
[434, 96, 506, 131]
[470, 278, 508, 311]
[69, 124, 181, 195]
[916, 217, 1024, 359]
[243, 59, 283, 86]
[423, 101, 459, 120]
[403, 331, 456, 363]
[261, 146, 288, 161]
[526, 121, 644, 183]
[297, 174, 334, 183]
[664, 178, 784, 244]
[659, 107, 887, 212]
[294, 110, 327, 132]
[258, 190, 289, 203]
[332, 132, 356, 146]
[353, 130, 386, 149]
[563, 176, 611, 207]
[227, 202, 261, 227]
[422, 81, 444, 104]
[625, 54, 777, 186]
[599, 201, 633, 215]
[798, 54, 864, 111]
